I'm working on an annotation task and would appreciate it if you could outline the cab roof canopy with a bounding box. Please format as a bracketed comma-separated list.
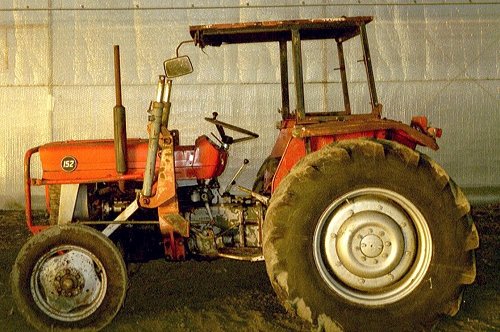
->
[190, 16, 373, 48]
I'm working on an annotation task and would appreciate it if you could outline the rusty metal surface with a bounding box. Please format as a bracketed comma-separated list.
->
[277, 41, 289, 120]
[139, 134, 177, 209]
[139, 130, 188, 260]
[336, 41, 351, 115]
[190, 16, 373, 47]
[293, 117, 439, 150]
[185, 200, 265, 259]
[291, 29, 306, 120]
[360, 24, 378, 111]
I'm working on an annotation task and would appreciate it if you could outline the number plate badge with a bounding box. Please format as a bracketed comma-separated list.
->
[61, 156, 78, 172]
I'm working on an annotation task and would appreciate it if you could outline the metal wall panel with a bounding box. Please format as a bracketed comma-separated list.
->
[0, 1, 498, 208]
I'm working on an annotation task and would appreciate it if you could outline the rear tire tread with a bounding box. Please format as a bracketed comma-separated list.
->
[263, 139, 477, 331]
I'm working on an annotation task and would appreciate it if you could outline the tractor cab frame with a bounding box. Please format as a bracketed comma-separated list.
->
[192, 16, 379, 121]
[189, 17, 440, 192]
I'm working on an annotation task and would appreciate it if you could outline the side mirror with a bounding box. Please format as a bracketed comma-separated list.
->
[163, 55, 193, 78]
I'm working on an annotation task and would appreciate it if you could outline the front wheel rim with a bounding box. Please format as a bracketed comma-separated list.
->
[31, 245, 107, 322]
[313, 188, 432, 306]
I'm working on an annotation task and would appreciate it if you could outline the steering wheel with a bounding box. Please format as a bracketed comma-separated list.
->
[204, 112, 259, 145]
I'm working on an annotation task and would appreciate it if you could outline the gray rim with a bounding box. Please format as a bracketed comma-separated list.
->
[31, 245, 107, 322]
[313, 188, 432, 305]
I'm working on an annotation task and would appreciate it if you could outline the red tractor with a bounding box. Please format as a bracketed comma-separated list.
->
[12, 17, 478, 331]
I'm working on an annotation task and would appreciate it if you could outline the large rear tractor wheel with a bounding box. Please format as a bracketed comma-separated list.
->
[263, 139, 478, 331]
[11, 224, 127, 331]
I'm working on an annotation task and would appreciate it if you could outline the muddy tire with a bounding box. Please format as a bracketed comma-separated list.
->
[11, 224, 127, 331]
[263, 139, 478, 331]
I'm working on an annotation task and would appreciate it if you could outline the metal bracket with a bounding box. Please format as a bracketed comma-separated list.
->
[57, 184, 80, 224]
[102, 200, 140, 237]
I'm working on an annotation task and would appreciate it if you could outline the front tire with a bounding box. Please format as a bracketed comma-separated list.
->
[263, 139, 478, 331]
[11, 224, 127, 331]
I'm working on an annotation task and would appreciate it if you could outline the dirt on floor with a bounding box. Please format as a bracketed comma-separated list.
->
[0, 205, 498, 332]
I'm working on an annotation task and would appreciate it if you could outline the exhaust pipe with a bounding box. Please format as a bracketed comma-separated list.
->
[113, 45, 128, 177]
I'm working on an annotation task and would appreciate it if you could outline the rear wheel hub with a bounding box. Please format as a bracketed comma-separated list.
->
[313, 188, 432, 305]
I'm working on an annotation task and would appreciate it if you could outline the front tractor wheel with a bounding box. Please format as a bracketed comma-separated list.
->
[11, 224, 127, 331]
[263, 139, 478, 331]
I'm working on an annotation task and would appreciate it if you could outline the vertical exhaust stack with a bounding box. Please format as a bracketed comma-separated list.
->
[113, 45, 128, 180]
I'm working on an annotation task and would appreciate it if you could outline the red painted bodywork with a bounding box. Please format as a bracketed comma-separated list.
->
[24, 135, 227, 233]
[38, 135, 226, 183]
[270, 118, 438, 192]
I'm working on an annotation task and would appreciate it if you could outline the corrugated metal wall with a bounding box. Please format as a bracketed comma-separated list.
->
[0, 0, 498, 209]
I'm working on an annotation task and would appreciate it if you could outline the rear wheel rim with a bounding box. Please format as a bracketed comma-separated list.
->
[313, 188, 432, 306]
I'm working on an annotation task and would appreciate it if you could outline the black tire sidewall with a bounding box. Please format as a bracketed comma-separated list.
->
[11, 225, 127, 331]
